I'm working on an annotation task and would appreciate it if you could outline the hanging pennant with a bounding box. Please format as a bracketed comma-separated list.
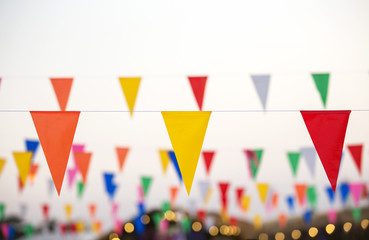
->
[303, 210, 313, 225]
[235, 187, 244, 207]
[300, 147, 316, 177]
[162, 111, 211, 195]
[251, 74, 270, 110]
[159, 150, 170, 174]
[257, 183, 269, 204]
[326, 186, 335, 205]
[349, 183, 363, 207]
[242, 195, 251, 212]
[72, 143, 85, 153]
[65, 204, 73, 220]
[244, 149, 263, 179]
[30, 111, 80, 195]
[340, 183, 350, 205]
[42, 204, 49, 221]
[103, 173, 118, 201]
[352, 208, 361, 222]
[77, 181, 84, 198]
[286, 196, 295, 212]
[0, 158, 5, 178]
[170, 186, 179, 207]
[28, 163, 39, 184]
[272, 193, 279, 209]
[294, 184, 307, 207]
[168, 151, 183, 182]
[202, 151, 215, 176]
[347, 144, 363, 175]
[198, 180, 210, 203]
[287, 152, 300, 177]
[300, 110, 351, 191]
[327, 209, 337, 224]
[25, 139, 39, 163]
[119, 77, 141, 116]
[116, 147, 129, 173]
[74, 152, 92, 184]
[50, 78, 73, 111]
[0, 203, 5, 221]
[278, 213, 287, 228]
[13, 152, 32, 186]
[253, 214, 262, 230]
[141, 176, 153, 197]
[89, 204, 96, 219]
[218, 182, 230, 210]
[188, 76, 207, 110]
[311, 73, 329, 108]
[67, 168, 78, 189]
[307, 186, 317, 209]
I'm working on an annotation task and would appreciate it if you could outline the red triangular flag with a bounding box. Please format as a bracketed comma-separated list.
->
[74, 152, 92, 184]
[347, 144, 363, 174]
[30, 111, 80, 195]
[116, 147, 129, 172]
[219, 182, 230, 209]
[236, 187, 244, 206]
[202, 151, 215, 176]
[50, 78, 73, 111]
[188, 76, 207, 110]
[301, 111, 351, 191]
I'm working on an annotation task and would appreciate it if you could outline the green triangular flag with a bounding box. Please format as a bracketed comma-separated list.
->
[24, 224, 34, 237]
[181, 217, 191, 233]
[141, 176, 152, 197]
[152, 212, 162, 230]
[307, 186, 317, 209]
[0, 203, 5, 221]
[162, 201, 170, 213]
[250, 149, 263, 179]
[288, 152, 300, 177]
[352, 207, 361, 222]
[77, 181, 84, 198]
[312, 73, 329, 108]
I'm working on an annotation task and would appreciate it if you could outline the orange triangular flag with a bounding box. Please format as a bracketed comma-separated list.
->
[295, 184, 308, 207]
[50, 78, 73, 111]
[0, 158, 6, 178]
[29, 163, 39, 183]
[30, 111, 80, 195]
[170, 186, 179, 206]
[74, 152, 92, 184]
[13, 152, 32, 186]
[116, 147, 129, 172]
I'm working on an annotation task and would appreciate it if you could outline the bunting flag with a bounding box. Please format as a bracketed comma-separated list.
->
[20, 203, 27, 219]
[236, 187, 244, 207]
[242, 195, 251, 212]
[257, 183, 269, 204]
[287, 152, 300, 177]
[340, 183, 350, 205]
[295, 184, 307, 207]
[312, 73, 329, 108]
[89, 204, 96, 219]
[307, 186, 317, 209]
[25, 139, 39, 163]
[251, 75, 270, 110]
[162, 111, 211, 195]
[103, 173, 118, 201]
[119, 77, 141, 116]
[65, 204, 72, 220]
[272, 193, 279, 209]
[67, 168, 78, 189]
[349, 183, 363, 207]
[137, 185, 144, 203]
[30, 111, 80, 195]
[253, 214, 262, 230]
[326, 186, 335, 205]
[50, 78, 73, 111]
[188, 76, 207, 110]
[72, 143, 85, 153]
[300, 110, 351, 191]
[18, 176, 25, 192]
[327, 209, 337, 224]
[28, 163, 39, 184]
[77, 181, 84, 198]
[1, 224, 9, 240]
[48, 178, 55, 195]
[13, 152, 32, 186]
[111, 203, 119, 218]
[218, 182, 230, 209]
[141, 176, 152, 197]
[202, 151, 215, 176]
[116, 147, 129, 172]
[204, 187, 213, 205]
[303, 210, 313, 225]
[197, 209, 206, 222]
[286, 196, 295, 212]
[42, 204, 49, 220]
[159, 150, 170, 174]
[169, 186, 179, 207]
[352, 207, 361, 222]
[300, 147, 316, 177]
[74, 152, 92, 184]
[24, 224, 34, 238]
[198, 180, 210, 203]
[168, 151, 183, 182]
[114, 220, 123, 236]
[0, 158, 5, 178]
[278, 213, 287, 229]
[0, 203, 5, 221]
[244, 149, 263, 179]
[347, 144, 363, 174]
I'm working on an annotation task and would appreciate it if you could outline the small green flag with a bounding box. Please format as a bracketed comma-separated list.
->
[181, 217, 191, 233]
[288, 152, 300, 177]
[77, 181, 84, 198]
[152, 212, 162, 230]
[312, 73, 329, 108]
[141, 176, 152, 197]
[24, 224, 34, 237]
[162, 201, 170, 213]
[0, 203, 5, 221]
[352, 207, 361, 222]
[250, 149, 263, 179]
[307, 186, 317, 209]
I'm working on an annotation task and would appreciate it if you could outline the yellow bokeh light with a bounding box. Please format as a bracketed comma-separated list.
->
[361, 219, 369, 230]
[219, 225, 229, 235]
[192, 221, 202, 232]
[209, 226, 219, 236]
[308, 227, 318, 238]
[109, 233, 119, 240]
[124, 223, 134, 233]
[164, 210, 176, 221]
[325, 224, 335, 234]
[291, 229, 301, 239]
[112, 238, 120, 240]
[258, 233, 268, 240]
[233, 226, 241, 236]
[275, 232, 285, 240]
[141, 214, 150, 224]
[343, 222, 352, 232]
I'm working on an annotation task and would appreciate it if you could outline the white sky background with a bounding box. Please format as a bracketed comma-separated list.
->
[0, 0, 369, 232]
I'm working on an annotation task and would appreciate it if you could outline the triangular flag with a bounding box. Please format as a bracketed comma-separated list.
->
[18, 176, 25, 192]
[188, 76, 207, 110]
[77, 181, 84, 198]
[28, 163, 39, 184]
[25, 139, 39, 163]
[42, 204, 49, 220]
[48, 178, 55, 195]
[295, 184, 307, 207]
[312, 73, 329, 108]
[1, 224, 9, 239]
[244, 149, 263, 179]
[13, 152, 32, 186]
[349, 183, 363, 207]
[236, 187, 244, 207]
[340, 183, 350, 205]
[257, 183, 269, 204]
[0, 159, 6, 178]
[307, 186, 317, 209]
[72, 143, 85, 153]
[20, 203, 27, 219]
[89, 204, 96, 219]
[65, 204, 72, 220]
[24, 224, 34, 238]
[300, 147, 316, 177]
[287, 152, 300, 177]
[67, 168, 78, 189]
[278, 213, 287, 229]
[30, 111, 80, 195]
[251, 75, 270, 110]
[352, 207, 361, 222]
[137, 185, 144, 203]
[119, 77, 141, 116]
[141, 176, 152, 197]
[326, 186, 335, 205]
[103, 173, 118, 201]
[159, 150, 170, 174]
[204, 187, 213, 205]
[218, 182, 230, 209]
[253, 214, 262, 230]
[242, 196, 251, 212]
[116, 147, 129, 172]
[168, 151, 183, 182]
[202, 151, 215, 176]
[198, 180, 210, 203]
[162, 111, 211, 195]
[50, 78, 73, 111]
[286, 196, 295, 212]
[327, 209, 337, 224]
[197, 209, 206, 223]
[303, 210, 313, 225]
[0, 203, 5, 221]
[111, 203, 119, 218]
[300, 110, 351, 191]
[347, 144, 363, 174]
[170, 186, 179, 207]
[74, 152, 92, 184]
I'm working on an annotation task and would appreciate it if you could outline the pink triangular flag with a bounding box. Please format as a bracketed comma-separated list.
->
[349, 183, 363, 207]
[327, 209, 337, 224]
[67, 168, 78, 189]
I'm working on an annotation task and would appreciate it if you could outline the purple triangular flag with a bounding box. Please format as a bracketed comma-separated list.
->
[251, 75, 270, 110]
[300, 147, 316, 177]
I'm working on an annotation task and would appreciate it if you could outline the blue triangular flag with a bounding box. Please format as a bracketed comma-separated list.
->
[168, 151, 183, 182]
[103, 173, 118, 201]
[25, 139, 39, 162]
[251, 75, 270, 110]
[138, 203, 145, 217]
[134, 215, 145, 235]
[300, 147, 316, 177]
[303, 210, 313, 225]
[326, 186, 335, 205]
[340, 183, 350, 205]
[286, 196, 295, 212]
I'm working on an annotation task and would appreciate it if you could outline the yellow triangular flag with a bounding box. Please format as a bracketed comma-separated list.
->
[0, 158, 6, 177]
[65, 204, 73, 220]
[254, 214, 263, 230]
[242, 195, 251, 212]
[13, 152, 32, 186]
[159, 150, 170, 174]
[257, 183, 269, 204]
[161, 111, 211, 195]
[119, 77, 141, 116]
